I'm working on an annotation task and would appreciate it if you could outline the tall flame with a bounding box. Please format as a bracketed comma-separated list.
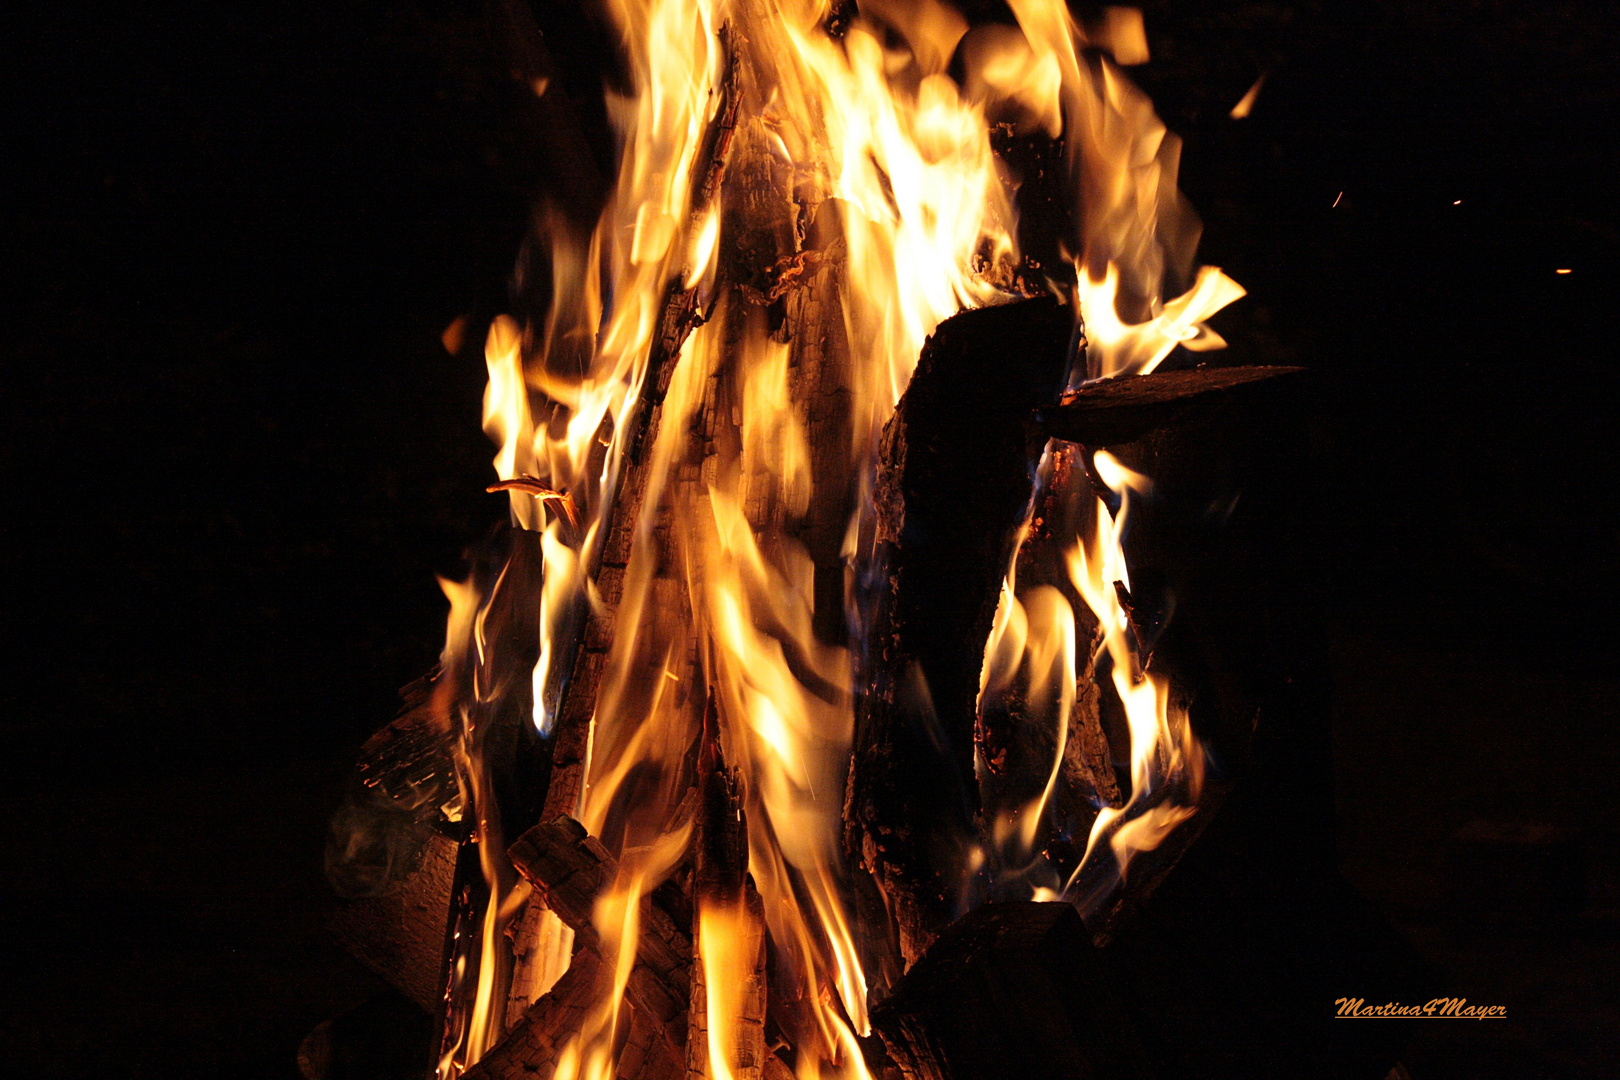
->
[1063, 452, 1203, 902]
[436, 2, 1241, 1075]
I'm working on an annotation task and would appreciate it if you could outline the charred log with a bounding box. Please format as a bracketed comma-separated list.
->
[619, 1001, 690, 1080]
[847, 296, 1074, 967]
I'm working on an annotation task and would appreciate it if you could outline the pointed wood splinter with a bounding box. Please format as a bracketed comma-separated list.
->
[487, 478, 581, 530]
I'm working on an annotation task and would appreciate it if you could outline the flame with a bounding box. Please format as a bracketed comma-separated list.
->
[1003, 0, 1244, 378]
[436, 570, 531, 1077]
[547, 2, 1021, 1070]
[1062, 451, 1203, 901]
[1229, 73, 1266, 120]
[694, 897, 765, 1080]
[1075, 261, 1246, 378]
[435, 1, 1242, 1074]
[977, 528, 1081, 868]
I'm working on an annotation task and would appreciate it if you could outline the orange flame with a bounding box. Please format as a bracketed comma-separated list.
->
[1063, 451, 1203, 898]
[439, 2, 1241, 1074]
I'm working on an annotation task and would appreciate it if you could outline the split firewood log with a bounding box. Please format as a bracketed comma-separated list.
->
[1038, 364, 1305, 448]
[327, 819, 461, 1015]
[507, 816, 694, 1058]
[351, 675, 459, 822]
[847, 296, 1075, 967]
[538, 19, 740, 832]
[468, 35, 743, 1050]
[459, 948, 609, 1080]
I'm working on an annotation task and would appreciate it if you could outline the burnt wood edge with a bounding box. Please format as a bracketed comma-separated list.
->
[1038, 365, 1305, 448]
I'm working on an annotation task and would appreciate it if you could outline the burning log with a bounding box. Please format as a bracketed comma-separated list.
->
[507, 816, 694, 1058]
[1064, 363, 1316, 939]
[378, 2, 1319, 1075]
[328, 675, 464, 1015]
[848, 296, 1075, 967]
[466, 37, 746, 1048]
[539, 19, 741, 830]
[848, 307, 1293, 958]
[629, 27, 742, 465]
[460, 948, 609, 1080]
[503, 892, 552, 1030]
[871, 901, 1148, 1080]
[618, 1002, 690, 1080]
[975, 363, 1307, 930]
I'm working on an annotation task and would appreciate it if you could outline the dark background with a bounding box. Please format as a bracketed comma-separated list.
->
[4, 1, 1617, 1076]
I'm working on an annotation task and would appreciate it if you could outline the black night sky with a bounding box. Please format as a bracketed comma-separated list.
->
[4, 2, 1618, 1077]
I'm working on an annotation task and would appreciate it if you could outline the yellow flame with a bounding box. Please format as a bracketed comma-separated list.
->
[696, 899, 761, 1080]
[436, 571, 530, 1078]
[1076, 261, 1246, 378]
[442, 1, 1241, 1072]
[1004, 0, 1244, 376]
[977, 523, 1081, 868]
[1063, 450, 1203, 893]
[553, 3, 1021, 1070]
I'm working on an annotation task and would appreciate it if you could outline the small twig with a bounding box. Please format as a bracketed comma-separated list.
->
[487, 478, 580, 530]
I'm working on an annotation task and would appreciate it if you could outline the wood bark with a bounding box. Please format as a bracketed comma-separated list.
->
[846, 297, 1074, 968]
